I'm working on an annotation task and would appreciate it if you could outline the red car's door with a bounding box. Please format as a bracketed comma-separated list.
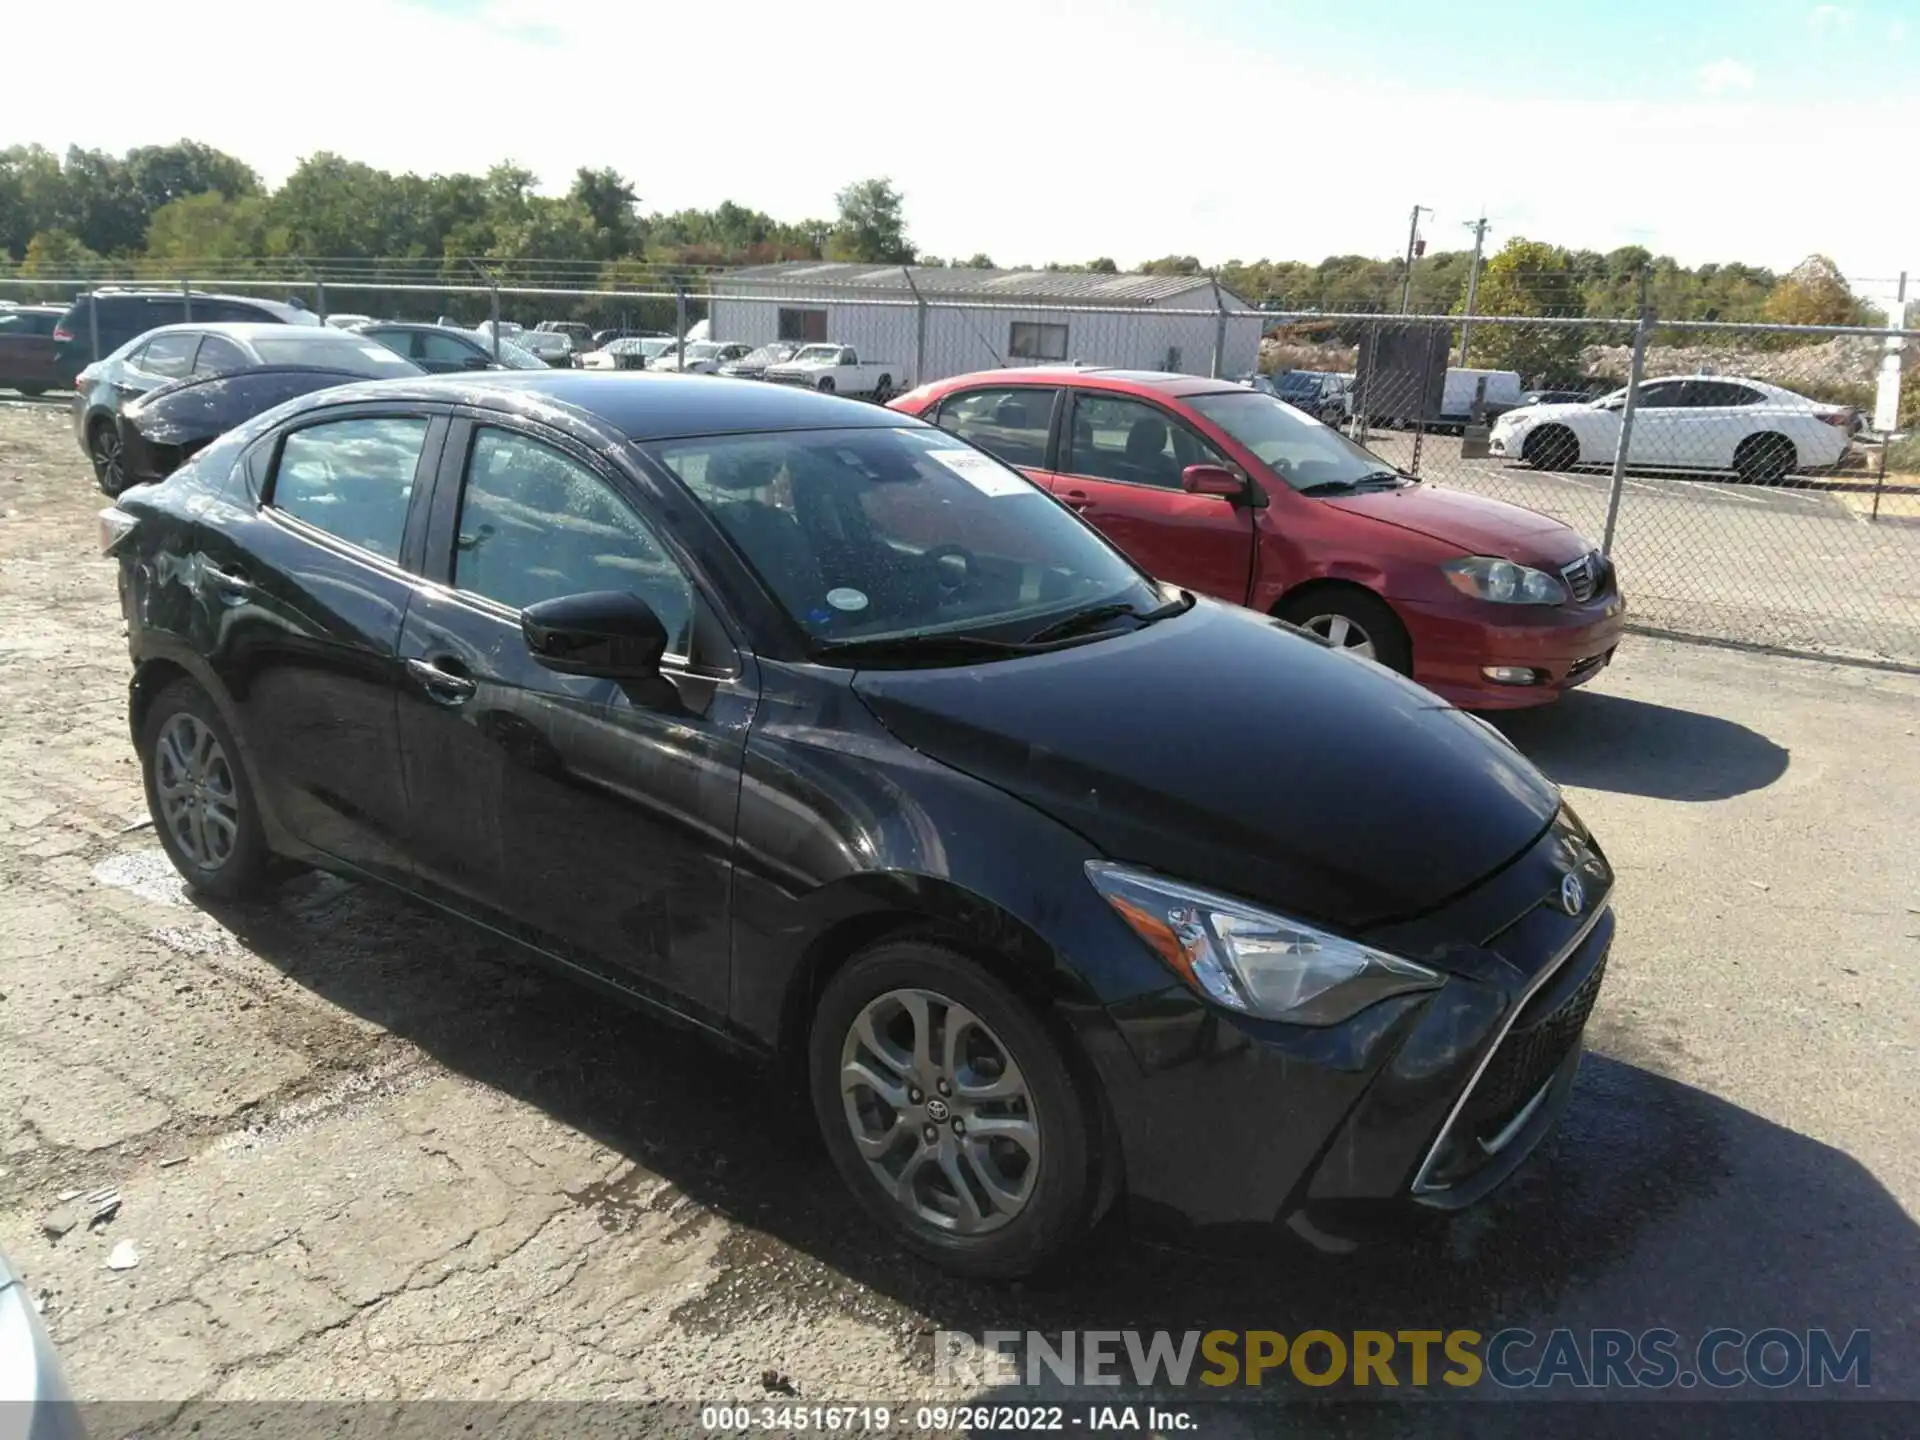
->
[1053, 389, 1256, 603]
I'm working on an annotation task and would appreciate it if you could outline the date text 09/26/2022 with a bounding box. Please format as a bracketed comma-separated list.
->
[700, 1405, 1192, 1432]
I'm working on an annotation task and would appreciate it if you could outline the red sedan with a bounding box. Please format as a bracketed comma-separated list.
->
[889, 368, 1625, 709]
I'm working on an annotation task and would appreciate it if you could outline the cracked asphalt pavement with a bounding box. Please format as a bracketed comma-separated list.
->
[0, 398, 1914, 1428]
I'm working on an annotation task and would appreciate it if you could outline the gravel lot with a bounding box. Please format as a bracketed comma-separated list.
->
[0, 396, 1915, 1430]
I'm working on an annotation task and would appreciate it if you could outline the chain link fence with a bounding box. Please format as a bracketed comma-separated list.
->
[5, 268, 1916, 665]
[1271, 310, 1920, 664]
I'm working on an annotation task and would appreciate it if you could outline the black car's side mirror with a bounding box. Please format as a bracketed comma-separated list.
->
[521, 591, 667, 679]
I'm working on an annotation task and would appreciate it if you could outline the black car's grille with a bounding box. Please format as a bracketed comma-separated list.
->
[1561, 551, 1600, 603]
[1461, 947, 1609, 1137]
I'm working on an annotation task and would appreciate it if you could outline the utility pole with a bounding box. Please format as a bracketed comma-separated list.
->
[1458, 215, 1490, 365]
[1398, 205, 1432, 314]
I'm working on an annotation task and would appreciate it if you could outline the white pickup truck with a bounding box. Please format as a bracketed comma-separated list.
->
[762, 344, 903, 399]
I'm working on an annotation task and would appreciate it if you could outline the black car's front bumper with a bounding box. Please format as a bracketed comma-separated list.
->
[1087, 809, 1614, 1246]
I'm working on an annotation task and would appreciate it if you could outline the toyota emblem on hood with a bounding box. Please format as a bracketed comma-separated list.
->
[1559, 872, 1586, 917]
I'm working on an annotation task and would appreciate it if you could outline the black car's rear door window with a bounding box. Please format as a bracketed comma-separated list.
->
[268, 417, 431, 564]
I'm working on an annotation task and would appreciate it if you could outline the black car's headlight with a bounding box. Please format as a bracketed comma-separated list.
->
[1086, 862, 1441, 1025]
[1441, 555, 1569, 605]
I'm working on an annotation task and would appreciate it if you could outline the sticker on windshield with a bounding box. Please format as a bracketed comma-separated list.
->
[929, 447, 1030, 497]
[826, 587, 869, 612]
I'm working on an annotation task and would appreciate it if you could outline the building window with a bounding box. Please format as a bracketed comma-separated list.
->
[778, 308, 828, 342]
[1009, 321, 1068, 362]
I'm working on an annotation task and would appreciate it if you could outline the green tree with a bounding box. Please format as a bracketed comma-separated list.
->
[0, 145, 66, 260]
[1138, 254, 1202, 275]
[567, 166, 642, 257]
[126, 141, 258, 213]
[20, 229, 101, 278]
[1087, 257, 1118, 274]
[51, 147, 147, 255]
[827, 178, 912, 263]
[145, 192, 272, 264]
[1461, 238, 1585, 380]
[1763, 255, 1863, 328]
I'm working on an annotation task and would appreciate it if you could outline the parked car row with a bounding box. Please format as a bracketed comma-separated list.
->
[99, 367, 1618, 1282]
[74, 322, 422, 492]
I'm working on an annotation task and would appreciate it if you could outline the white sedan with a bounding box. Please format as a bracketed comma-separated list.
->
[1491, 376, 1854, 481]
[651, 341, 752, 374]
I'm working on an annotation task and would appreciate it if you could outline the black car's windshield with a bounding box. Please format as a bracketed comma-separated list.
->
[1275, 373, 1320, 394]
[250, 334, 422, 376]
[644, 426, 1161, 649]
[1186, 389, 1404, 493]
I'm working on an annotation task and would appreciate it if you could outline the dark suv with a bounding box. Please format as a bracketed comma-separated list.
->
[52, 291, 316, 383]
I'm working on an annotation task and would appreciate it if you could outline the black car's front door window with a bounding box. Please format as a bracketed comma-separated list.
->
[270, 417, 429, 564]
[453, 427, 695, 655]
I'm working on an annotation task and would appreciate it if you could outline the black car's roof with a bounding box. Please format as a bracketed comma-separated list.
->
[293, 371, 923, 442]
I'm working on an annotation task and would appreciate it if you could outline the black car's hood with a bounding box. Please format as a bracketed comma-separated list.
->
[851, 600, 1559, 931]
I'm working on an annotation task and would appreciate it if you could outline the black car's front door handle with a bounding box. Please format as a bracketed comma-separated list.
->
[405, 656, 477, 706]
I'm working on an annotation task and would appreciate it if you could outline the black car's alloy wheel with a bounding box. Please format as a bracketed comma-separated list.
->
[811, 940, 1099, 1279]
[138, 680, 272, 899]
[90, 421, 127, 495]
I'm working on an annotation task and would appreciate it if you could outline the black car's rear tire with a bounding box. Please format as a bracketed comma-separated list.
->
[1276, 587, 1414, 676]
[138, 679, 273, 900]
[809, 939, 1100, 1280]
[89, 418, 128, 496]
[1522, 424, 1579, 471]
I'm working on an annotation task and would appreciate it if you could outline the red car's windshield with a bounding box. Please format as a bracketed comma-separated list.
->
[1187, 389, 1401, 493]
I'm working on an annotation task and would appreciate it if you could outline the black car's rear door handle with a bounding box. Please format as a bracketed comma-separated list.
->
[405, 656, 477, 705]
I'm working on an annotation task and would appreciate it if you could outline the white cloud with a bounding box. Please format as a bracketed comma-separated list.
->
[1807, 4, 1853, 32]
[1, 1, 1915, 279]
[1697, 58, 1757, 95]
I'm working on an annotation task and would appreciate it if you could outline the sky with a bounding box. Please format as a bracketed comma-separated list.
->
[4, 0, 1916, 300]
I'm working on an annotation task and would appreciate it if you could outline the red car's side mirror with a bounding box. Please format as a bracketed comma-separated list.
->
[1182, 464, 1244, 498]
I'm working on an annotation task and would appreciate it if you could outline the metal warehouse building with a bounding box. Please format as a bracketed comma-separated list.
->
[708, 263, 1264, 388]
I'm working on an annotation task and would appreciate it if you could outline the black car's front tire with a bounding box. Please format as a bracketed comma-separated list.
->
[809, 939, 1100, 1280]
[138, 679, 273, 900]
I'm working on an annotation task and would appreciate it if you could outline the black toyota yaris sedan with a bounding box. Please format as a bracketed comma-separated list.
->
[99, 371, 1613, 1279]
